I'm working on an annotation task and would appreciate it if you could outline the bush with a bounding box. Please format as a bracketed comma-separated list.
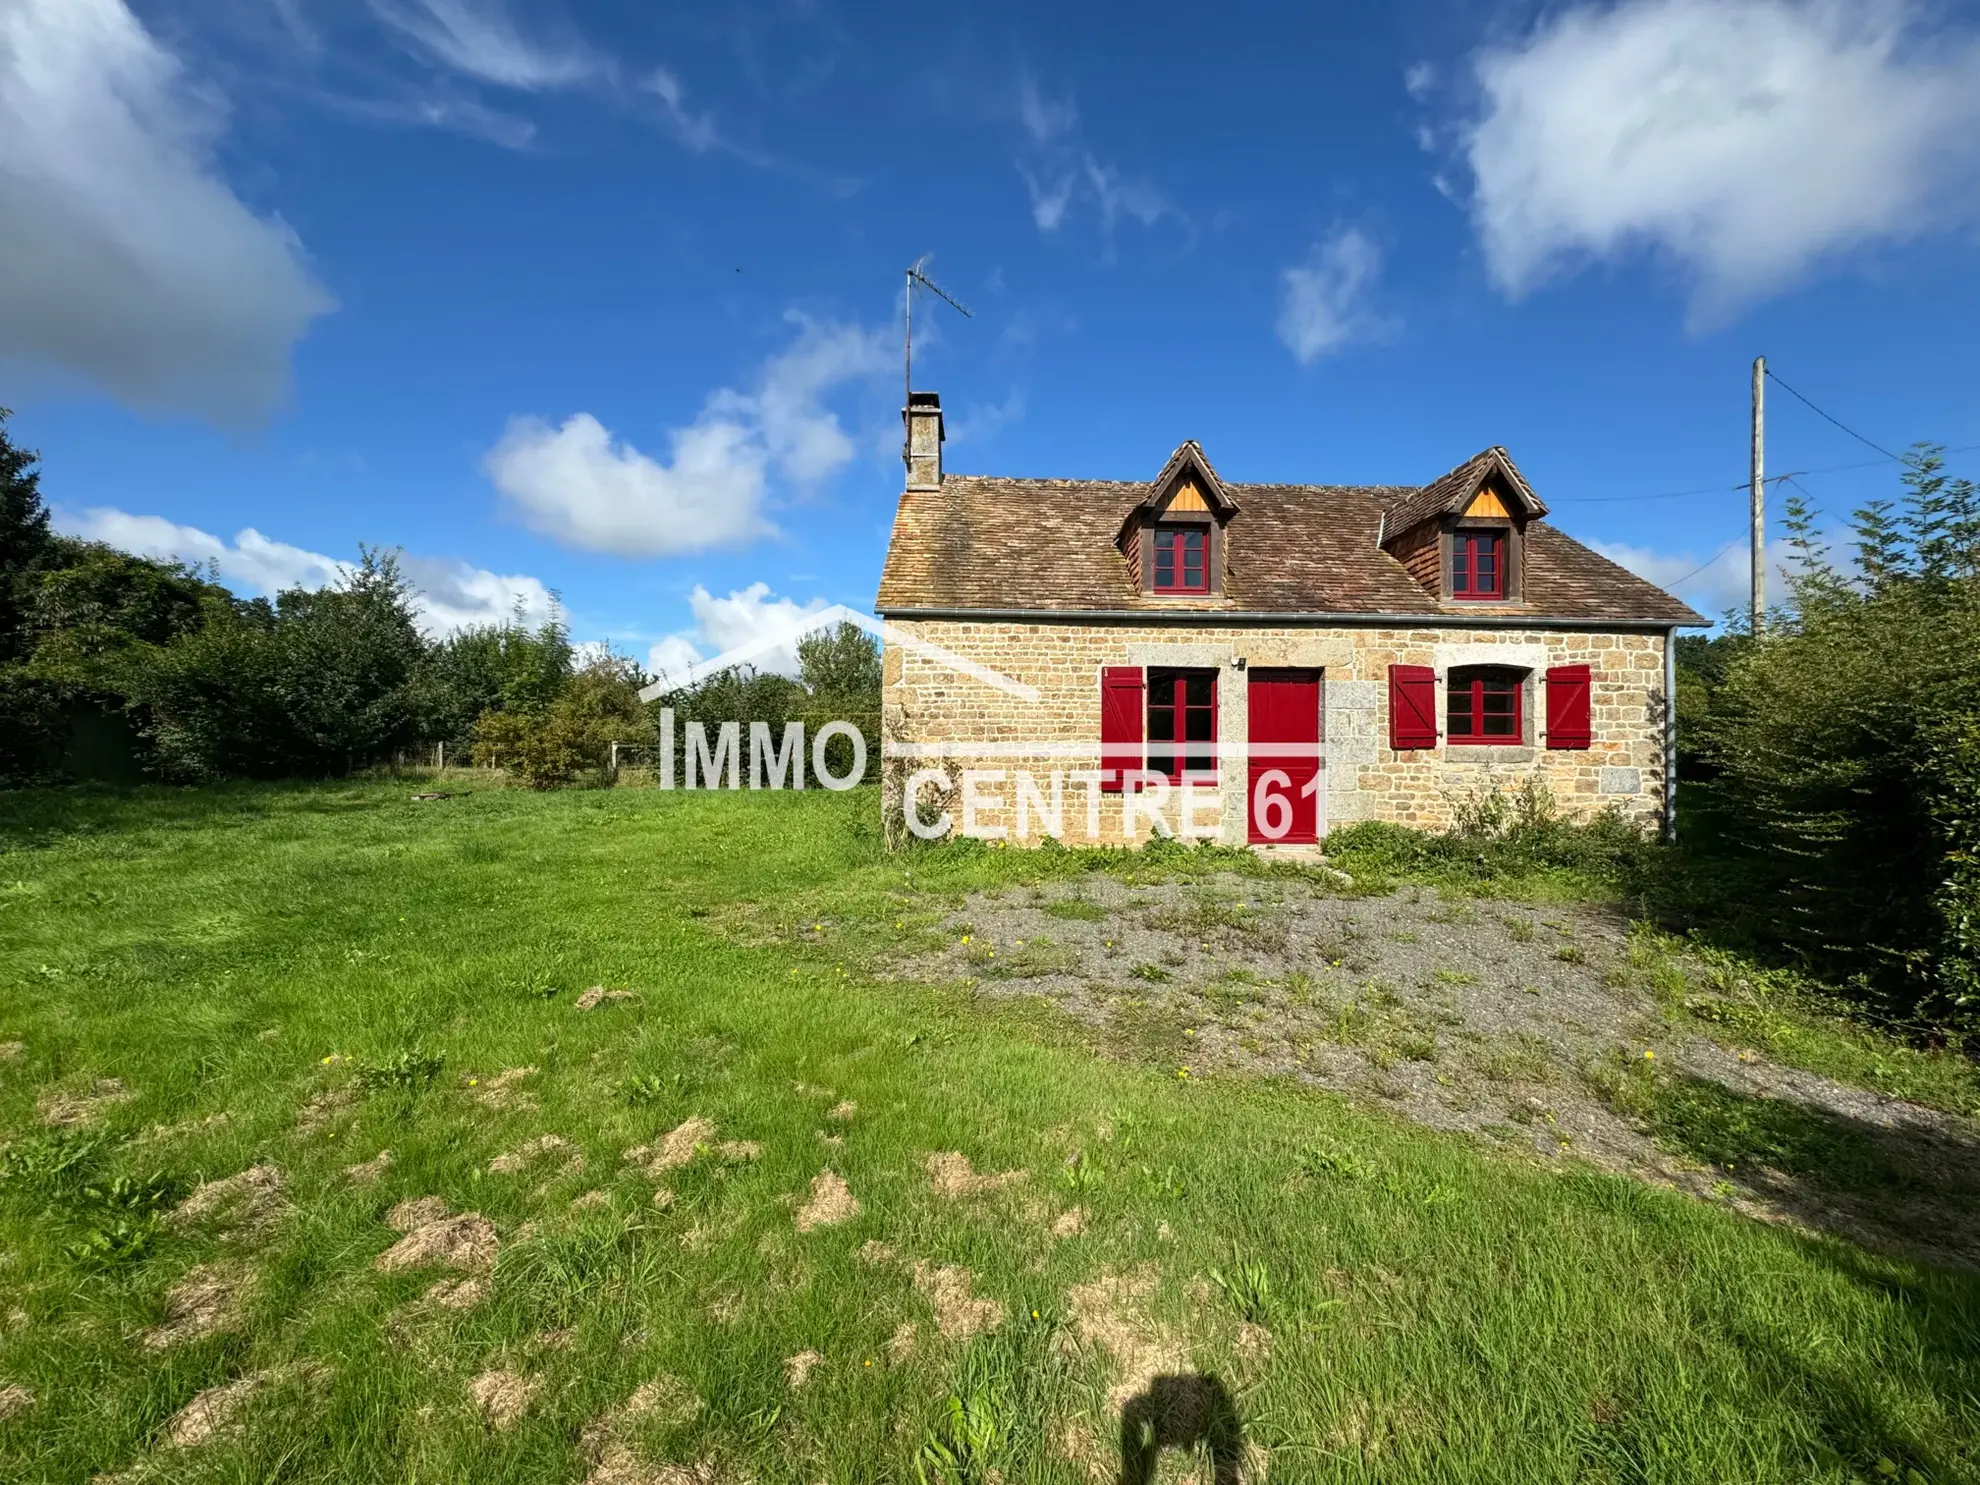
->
[1326, 781, 1652, 886]
[470, 654, 648, 788]
[1700, 451, 1980, 1023]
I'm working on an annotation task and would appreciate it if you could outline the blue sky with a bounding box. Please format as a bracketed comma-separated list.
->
[4, 0, 1978, 672]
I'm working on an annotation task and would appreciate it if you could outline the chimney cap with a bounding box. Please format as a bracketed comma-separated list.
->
[907, 390, 941, 409]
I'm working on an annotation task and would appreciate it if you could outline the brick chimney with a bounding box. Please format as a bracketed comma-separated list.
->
[904, 391, 944, 490]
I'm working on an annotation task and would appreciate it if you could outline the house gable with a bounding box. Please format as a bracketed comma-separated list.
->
[1379, 448, 1547, 606]
[1114, 441, 1240, 599]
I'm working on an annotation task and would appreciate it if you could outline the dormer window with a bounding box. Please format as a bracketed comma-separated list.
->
[1452, 531, 1505, 600]
[1153, 526, 1209, 593]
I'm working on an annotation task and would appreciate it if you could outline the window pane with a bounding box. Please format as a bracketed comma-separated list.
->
[1448, 684, 1475, 736]
[1147, 751, 1175, 779]
[1155, 552, 1174, 585]
[1184, 673, 1213, 707]
[1148, 705, 1176, 743]
[1184, 706, 1214, 742]
[1452, 540, 1471, 592]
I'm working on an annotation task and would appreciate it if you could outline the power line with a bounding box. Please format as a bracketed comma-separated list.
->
[1776, 472, 1841, 525]
[1763, 367, 1901, 462]
[1548, 443, 1980, 505]
[1662, 530, 1748, 590]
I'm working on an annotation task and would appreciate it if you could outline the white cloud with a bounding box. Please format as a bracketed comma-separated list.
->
[1403, 61, 1437, 100]
[1277, 227, 1388, 364]
[1013, 75, 1174, 241]
[1593, 536, 1812, 621]
[485, 312, 890, 558]
[642, 67, 721, 152]
[485, 412, 770, 560]
[1017, 74, 1076, 144]
[397, 553, 558, 635]
[1595, 538, 1745, 617]
[366, 0, 594, 89]
[0, 0, 334, 423]
[644, 582, 831, 684]
[52, 506, 556, 637]
[1464, 0, 1980, 320]
[948, 390, 1026, 446]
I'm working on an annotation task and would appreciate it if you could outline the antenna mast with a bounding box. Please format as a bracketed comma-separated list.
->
[903, 257, 972, 466]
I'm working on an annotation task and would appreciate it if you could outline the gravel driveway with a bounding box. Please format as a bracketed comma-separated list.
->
[894, 873, 1980, 1268]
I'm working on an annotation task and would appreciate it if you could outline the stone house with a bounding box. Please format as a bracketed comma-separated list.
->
[874, 392, 1704, 848]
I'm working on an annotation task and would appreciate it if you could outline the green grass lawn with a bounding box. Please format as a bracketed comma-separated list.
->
[0, 781, 1975, 1484]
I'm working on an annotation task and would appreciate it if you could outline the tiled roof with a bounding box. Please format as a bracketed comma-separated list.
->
[875, 466, 1703, 626]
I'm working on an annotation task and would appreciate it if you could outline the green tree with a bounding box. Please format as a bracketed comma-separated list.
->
[0, 410, 52, 666]
[798, 620, 881, 703]
[1703, 445, 1980, 1022]
[798, 620, 881, 785]
[420, 608, 572, 749]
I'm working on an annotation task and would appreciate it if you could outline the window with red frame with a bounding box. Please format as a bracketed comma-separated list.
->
[1452, 530, 1505, 599]
[1146, 667, 1217, 781]
[1446, 665, 1523, 743]
[1152, 525, 1209, 592]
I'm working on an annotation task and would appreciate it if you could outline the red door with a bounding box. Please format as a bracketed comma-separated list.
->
[1247, 669, 1322, 844]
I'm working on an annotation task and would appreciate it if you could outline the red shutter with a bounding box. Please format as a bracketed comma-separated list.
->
[1388, 664, 1437, 750]
[1545, 664, 1592, 749]
[1100, 666, 1144, 792]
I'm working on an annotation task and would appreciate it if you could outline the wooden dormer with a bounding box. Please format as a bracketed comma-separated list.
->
[1116, 441, 1239, 597]
[1381, 447, 1546, 605]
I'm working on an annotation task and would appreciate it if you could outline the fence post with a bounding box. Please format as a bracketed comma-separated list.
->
[437, 740, 446, 771]
[610, 740, 619, 777]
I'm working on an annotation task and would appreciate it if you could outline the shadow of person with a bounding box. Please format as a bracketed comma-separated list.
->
[1119, 1372, 1242, 1485]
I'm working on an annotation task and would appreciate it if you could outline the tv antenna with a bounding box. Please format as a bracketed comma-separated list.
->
[903, 256, 972, 459]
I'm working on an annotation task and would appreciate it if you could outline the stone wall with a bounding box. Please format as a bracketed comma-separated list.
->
[880, 619, 1669, 846]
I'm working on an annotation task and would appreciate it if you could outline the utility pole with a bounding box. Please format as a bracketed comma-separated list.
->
[1750, 355, 1765, 635]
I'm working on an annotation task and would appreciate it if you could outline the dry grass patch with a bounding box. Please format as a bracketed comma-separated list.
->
[924, 1151, 1028, 1198]
[468, 1369, 540, 1431]
[472, 1066, 538, 1111]
[374, 1197, 498, 1274]
[910, 1261, 1004, 1341]
[625, 1117, 716, 1178]
[142, 1262, 249, 1350]
[794, 1171, 859, 1232]
[422, 1275, 491, 1309]
[165, 1374, 264, 1448]
[343, 1150, 393, 1185]
[294, 1085, 356, 1137]
[489, 1134, 579, 1175]
[782, 1350, 822, 1389]
[1061, 1263, 1189, 1409]
[37, 1077, 130, 1128]
[170, 1164, 286, 1239]
[0, 1384, 32, 1421]
[575, 988, 638, 1011]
